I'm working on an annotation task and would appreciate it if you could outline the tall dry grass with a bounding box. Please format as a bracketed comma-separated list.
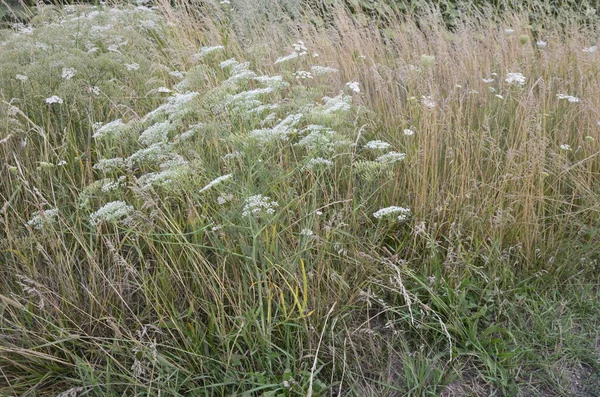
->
[0, 1, 598, 395]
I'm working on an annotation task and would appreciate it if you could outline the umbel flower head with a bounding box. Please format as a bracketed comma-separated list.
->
[373, 206, 411, 221]
[242, 195, 278, 217]
[89, 201, 134, 226]
[27, 208, 59, 229]
[505, 72, 526, 86]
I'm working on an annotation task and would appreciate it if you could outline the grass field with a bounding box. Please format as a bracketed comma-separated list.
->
[0, 1, 599, 396]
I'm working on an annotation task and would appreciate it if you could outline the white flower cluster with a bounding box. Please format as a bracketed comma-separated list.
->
[364, 140, 391, 150]
[194, 45, 224, 60]
[376, 151, 406, 164]
[27, 208, 59, 229]
[294, 70, 313, 80]
[248, 113, 302, 144]
[101, 176, 126, 192]
[15, 74, 28, 81]
[45, 96, 63, 104]
[137, 165, 189, 190]
[93, 119, 129, 139]
[143, 92, 199, 122]
[505, 72, 526, 86]
[135, 156, 190, 190]
[373, 206, 411, 221]
[420, 96, 436, 109]
[321, 93, 352, 114]
[138, 120, 176, 146]
[292, 40, 308, 55]
[126, 143, 173, 167]
[304, 157, 333, 170]
[311, 65, 338, 76]
[296, 128, 336, 152]
[126, 63, 140, 71]
[346, 81, 360, 93]
[220, 58, 238, 69]
[89, 201, 134, 226]
[242, 194, 279, 217]
[224, 62, 257, 86]
[254, 75, 286, 89]
[61, 67, 77, 80]
[93, 157, 126, 173]
[556, 94, 581, 103]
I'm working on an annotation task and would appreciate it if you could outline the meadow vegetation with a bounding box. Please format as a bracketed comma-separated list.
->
[0, 0, 599, 395]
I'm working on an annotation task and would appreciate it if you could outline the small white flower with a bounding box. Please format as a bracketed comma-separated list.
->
[559, 144, 572, 151]
[505, 72, 526, 86]
[15, 74, 28, 81]
[536, 40, 547, 48]
[300, 228, 315, 237]
[61, 67, 77, 80]
[57, 160, 67, 166]
[346, 81, 360, 93]
[45, 95, 63, 104]
[504, 28, 515, 34]
[90, 86, 101, 96]
[156, 86, 172, 93]
[403, 129, 415, 136]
